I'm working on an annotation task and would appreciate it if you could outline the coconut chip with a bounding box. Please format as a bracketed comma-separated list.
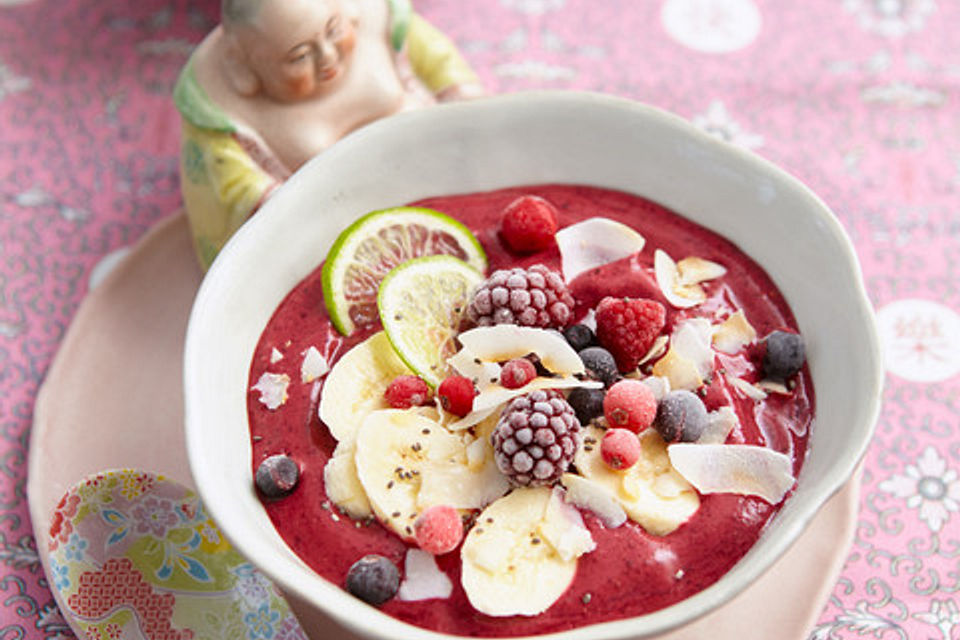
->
[638, 335, 669, 367]
[726, 375, 768, 401]
[712, 310, 757, 355]
[251, 372, 290, 410]
[757, 379, 793, 395]
[654, 250, 727, 309]
[270, 347, 284, 363]
[300, 346, 329, 383]
[696, 406, 739, 444]
[398, 549, 453, 601]
[555, 217, 646, 283]
[456, 325, 584, 375]
[677, 256, 727, 285]
[667, 443, 795, 504]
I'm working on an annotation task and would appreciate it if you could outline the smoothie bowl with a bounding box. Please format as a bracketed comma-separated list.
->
[184, 92, 882, 639]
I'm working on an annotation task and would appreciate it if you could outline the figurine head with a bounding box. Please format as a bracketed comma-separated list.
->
[221, 0, 357, 103]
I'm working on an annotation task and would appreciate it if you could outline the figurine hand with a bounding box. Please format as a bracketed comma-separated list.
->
[436, 82, 486, 103]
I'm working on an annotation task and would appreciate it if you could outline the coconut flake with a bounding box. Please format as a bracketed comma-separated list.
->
[677, 256, 727, 285]
[556, 217, 646, 283]
[398, 549, 453, 601]
[654, 250, 704, 309]
[638, 335, 669, 366]
[300, 346, 329, 383]
[561, 473, 627, 528]
[697, 406, 739, 444]
[252, 372, 290, 410]
[667, 443, 795, 504]
[270, 347, 284, 363]
[448, 348, 502, 392]
[726, 375, 768, 401]
[651, 349, 702, 391]
[456, 326, 583, 375]
[639, 375, 671, 401]
[712, 310, 757, 355]
[671, 319, 714, 379]
[757, 379, 792, 395]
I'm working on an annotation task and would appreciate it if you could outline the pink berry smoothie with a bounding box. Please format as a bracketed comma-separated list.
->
[246, 184, 814, 637]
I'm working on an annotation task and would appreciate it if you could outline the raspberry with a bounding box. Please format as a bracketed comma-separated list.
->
[595, 297, 666, 372]
[653, 390, 708, 443]
[603, 379, 657, 433]
[500, 358, 537, 389]
[499, 195, 559, 253]
[600, 428, 642, 470]
[437, 375, 476, 417]
[413, 505, 464, 555]
[384, 375, 431, 409]
[491, 389, 581, 487]
[467, 265, 574, 329]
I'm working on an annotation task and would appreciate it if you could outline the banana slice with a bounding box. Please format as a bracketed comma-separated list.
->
[575, 425, 699, 536]
[461, 487, 594, 617]
[319, 331, 411, 445]
[323, 441, 372, 520]
[354, 409, 508, 540]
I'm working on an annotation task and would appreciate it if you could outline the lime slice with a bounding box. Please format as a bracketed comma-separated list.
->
[378, 255, 484, 388]
[322, 207, 486, 335]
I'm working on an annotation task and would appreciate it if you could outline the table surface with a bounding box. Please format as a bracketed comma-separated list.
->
[2, 1, 959, 638]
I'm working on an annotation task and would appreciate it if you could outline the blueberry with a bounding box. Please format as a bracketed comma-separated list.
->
[255, 454, 300, 499]
[345, 554, 400, 605]
[653, 390, 708, 443]
[567, 387, 606, 426]
[563, 324, 596, 351]
[762, 331, 805, 380]
[578, 347, 620, 387]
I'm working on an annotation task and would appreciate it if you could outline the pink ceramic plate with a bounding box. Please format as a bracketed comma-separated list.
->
[28, 213, 859, 639]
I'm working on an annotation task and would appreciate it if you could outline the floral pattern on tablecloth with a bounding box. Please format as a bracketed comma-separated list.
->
[1, 0, 958, 638]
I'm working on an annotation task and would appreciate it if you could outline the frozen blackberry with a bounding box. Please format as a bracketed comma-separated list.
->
[653, 390, 708, 443]
[467, 265, 575, 329]
[762, 330, 805, 381]
[563, 324, 596, 351]
[492, 389, 581, 487]
[567, 387, 606, 426]
[578, 346, 621, 387]
[345, 555, 400, 605]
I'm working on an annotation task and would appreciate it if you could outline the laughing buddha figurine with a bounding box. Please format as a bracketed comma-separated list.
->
[174, 0, 484, 269]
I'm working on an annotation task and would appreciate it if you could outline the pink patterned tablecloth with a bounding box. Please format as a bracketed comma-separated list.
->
[2, 1, 959, 638]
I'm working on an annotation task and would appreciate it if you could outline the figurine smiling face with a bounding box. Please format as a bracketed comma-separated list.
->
[225, 0, 357, 103]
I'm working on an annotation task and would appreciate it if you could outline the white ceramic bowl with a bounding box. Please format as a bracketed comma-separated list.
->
[184, 91, 883, 640]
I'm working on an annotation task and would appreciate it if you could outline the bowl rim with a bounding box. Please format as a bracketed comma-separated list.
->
[185, 90, 883, 640]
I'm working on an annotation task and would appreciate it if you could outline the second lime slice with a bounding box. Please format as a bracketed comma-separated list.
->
[378, 255, 485, 388]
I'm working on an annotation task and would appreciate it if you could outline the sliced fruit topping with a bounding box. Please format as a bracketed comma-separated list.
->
[575, 424, 699, 536]
[654, 249, 726, 308]
[413, 504, 464, 555]
[251, 372, 290, 410]
[345, 554, 400, 605]
[600, 428, 642, 470]
[398, 549, 453, 601]
[595, 296, 667, 373]
[466, 265, 574, 329]
[354, 409, 508, 540]
[322, 207, 486, 336]
[378, 255, 485, 388]
[603, 379, 657, 433]
[384, 374, 432, 409]
[499, 195, 560, 253]
[667, 443, 795, 504]
[456, 325, 585, 376]
[323, 441, 372, 519]
[255, 454, 300, 499]
[555, 217, 646, 283]
[560, 473, 627, 528]
[761, 330, 806, 381]
[492, 389, 581, 487]
[319, 331, 411, 445]
[460, 487, 594, 617]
